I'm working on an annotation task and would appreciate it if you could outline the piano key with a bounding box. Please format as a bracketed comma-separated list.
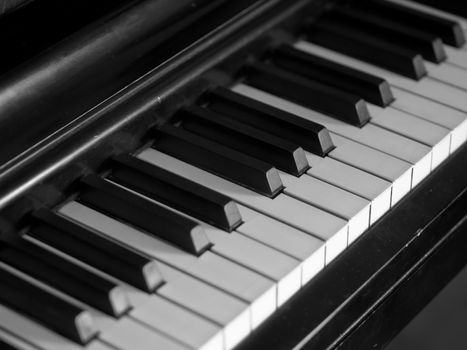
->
[245, 62, 371, 127]
[445, 46, 467, 69]
[110, 154, 242, 231]
[203, 226, 301, 306]
[386, 0, 467, 31]
[0, 264, 97, 344]
[137, 149, 349, 264]
[295, 40, 467, 113]
[131, 295, 222, 350]
[0, 328, 39, 350]
[271, 45, 394, 106]
[29, 209, 162, 292]
[367, 104, 451, 168]
[279, 171, 371, 243]
[306, 19, 427, 79]
[390, 87, 467, 152]
[178, 106, 308, 175]
[59, 201, 277, 329]
[79, 174, 210, 255]
[326, 7, 446, 63]
[0, 304, 111, 350]
[232, 84, 432, 187]
[351, 0, 466, 47]
[153, 124, 283, 197]
[207, 87, 334, 156]
[329, 133, 413, 204]
[425, 61, 467, 91]
[157, 262, 250, 350]
[236, 206, 326, 284]
[0, 240, 129, 317]
[100, 318, 189, 350]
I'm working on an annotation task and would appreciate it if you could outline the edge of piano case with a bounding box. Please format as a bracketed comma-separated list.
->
[0, 0, 466, 349]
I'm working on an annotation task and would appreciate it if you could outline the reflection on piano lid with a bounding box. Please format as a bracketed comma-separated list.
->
[0, 0, 466, 350]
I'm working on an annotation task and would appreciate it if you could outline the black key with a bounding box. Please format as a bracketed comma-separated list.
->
[110, 154, 242, 232]
[206, 87, 334, 156]
[327, 7, 446, 63]
[178, 106, 309, 176]
[29, 209, 162, 292]
[0, 239, 129, 317]
[352, 0, 465, 47]
[78, 175, 210, 255]
[246, 62, 371, 127]
[307, 19, 427, 80]
[271, 45, 394, 106]
[0, 266, 97, 344]
[152, 125, 283, 197]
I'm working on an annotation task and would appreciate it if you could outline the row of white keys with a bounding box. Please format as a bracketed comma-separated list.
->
[232, 84, 432, 187]
[0, 326, 40, 350]
[137, 149, 349, 264]
[279, 170, 371, 243]
[236, 205, 326, 284]
[294, 41, 467, 114]
[328, 134, 413, 205]
[366, 103, 451, 169]
[59, 201, 277, 330]
[445, 46, 467, 70]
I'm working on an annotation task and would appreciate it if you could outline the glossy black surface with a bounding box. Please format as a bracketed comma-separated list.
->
[110, 154, 242, 231]
[178, 106, 309, 175]
[350, 0, 466, 47]
[271, 45, 394, 106]
[0, 239, 125, 317]
[153, 125, 284, 197]
[246, 62, 371, 126]
[235, 142, 467, 350]
[78, 175, 210, 255]
[307, 19, 427, 79]
[0, 266, 93, 344]
[29, 209, 161, 292]
[207, 87, 334, 156]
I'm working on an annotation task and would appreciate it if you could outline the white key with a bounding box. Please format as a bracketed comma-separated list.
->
[236, 206, 326, 284]
[294, 41, 467, 113]
[329, 134, 413, 204]
[233, 83, 432, 187]
[0, 327, 39, 350]
[426, 61, 467, 91]
[131, 295, 223, 350]
[59, 201, 276, 329]
[446, 46, 467, 69]
[157, 263, 250, 350]
[280, 171, 370, 243]
[385, 0, 467, 31]
[0, 304, 112, 350]
[100, 318, 189, 350]
[367, 104, 451, 168]
[391, 87, 467, 152]
[205, 226, 301, 306]
[305, 154, 392, 225]
[137, 149, 349, 265]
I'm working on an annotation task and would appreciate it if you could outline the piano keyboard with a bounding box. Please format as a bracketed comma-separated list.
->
[0, 0, 467, 349]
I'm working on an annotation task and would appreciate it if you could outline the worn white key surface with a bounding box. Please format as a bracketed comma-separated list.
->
[137, 149, 348, 264]
[294, 41, 467, 113]
[0, 305, 114, 350]
[329, 133, 413, 204]
[157, 263, 250, 350]
[131, 295, 222, 350]
[233, 83, 432, 187]
[236, 206, 326, 283]
[390, 87, 467, 152]
[280, 171, 370, 242]
[368, 104, 451, 168]
[59, 201, 276, 329]
[305, 154, 392, 225]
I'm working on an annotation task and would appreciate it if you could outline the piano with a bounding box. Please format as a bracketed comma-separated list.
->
[0, 0, 466, 349]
